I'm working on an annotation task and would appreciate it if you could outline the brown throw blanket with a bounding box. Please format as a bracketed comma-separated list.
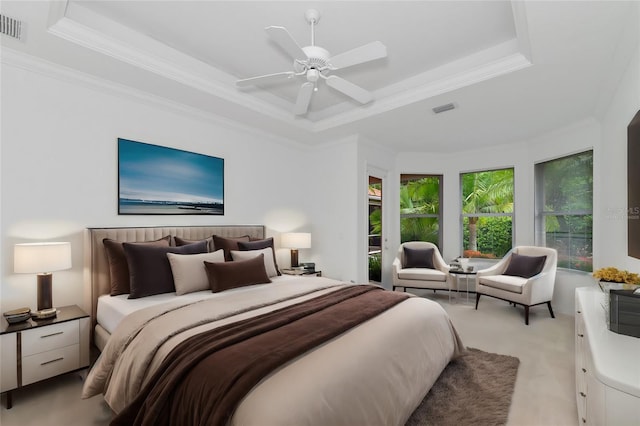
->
[111, 285, 409, 426]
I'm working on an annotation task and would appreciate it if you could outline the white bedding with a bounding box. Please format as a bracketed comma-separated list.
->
[96, 275, 299, 334]
[85, 276, 464, 425]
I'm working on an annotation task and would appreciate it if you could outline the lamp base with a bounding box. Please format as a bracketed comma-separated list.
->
[36, 273, 53, 311]
[290, 249, 299, 268]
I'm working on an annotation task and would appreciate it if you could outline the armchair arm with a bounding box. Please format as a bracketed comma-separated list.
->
[392, 257, 402, 286]
[476, 251, 514, 277]
[432, 250, 451, 273]
[522, 271, 556, 305]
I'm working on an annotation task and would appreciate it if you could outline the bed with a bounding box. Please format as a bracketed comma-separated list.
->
[82, 225, 464, 425]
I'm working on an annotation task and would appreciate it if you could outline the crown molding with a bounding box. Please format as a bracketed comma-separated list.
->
[47, 0, 312, 132]
[43, 0, 534, 135]
[312, 50, 531, 132]
[0, 47, 308, 151]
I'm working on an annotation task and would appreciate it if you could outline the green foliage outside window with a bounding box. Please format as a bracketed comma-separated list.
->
[461, 168, 514, 258]
[537, 151, 593, 271]
[399, 176, 441, 246]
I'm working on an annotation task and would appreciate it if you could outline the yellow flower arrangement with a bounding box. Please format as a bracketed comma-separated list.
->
[592, 267, 640, 284]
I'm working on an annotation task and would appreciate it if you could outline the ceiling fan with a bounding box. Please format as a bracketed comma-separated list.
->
[236, 9, 387, 115]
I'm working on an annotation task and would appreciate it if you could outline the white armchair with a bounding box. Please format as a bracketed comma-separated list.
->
[392, 242, 453, 298]
[475, 246, 558, 325]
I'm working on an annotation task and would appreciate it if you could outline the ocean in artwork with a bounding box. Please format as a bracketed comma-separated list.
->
[118, 138, 224, 215]
[119, 199, 224, 215]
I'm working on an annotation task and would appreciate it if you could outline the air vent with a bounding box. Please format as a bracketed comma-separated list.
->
[432, 103, 456, 114]
[1, 14, 23, 40]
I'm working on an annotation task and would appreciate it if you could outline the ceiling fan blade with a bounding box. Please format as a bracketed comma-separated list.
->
[265, 26, 308, 62]
[329, 41, 387, 70]
[236, 71, 295, 87]
[325, 75, 373, 104]
[293, 82, 314, 115]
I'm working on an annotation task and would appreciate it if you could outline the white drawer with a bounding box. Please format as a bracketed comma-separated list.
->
[21, 344, 79, 386]
[21, 320, 79, 356]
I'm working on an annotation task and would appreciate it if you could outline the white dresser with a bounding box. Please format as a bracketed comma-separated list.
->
[575, 287, 640, 425]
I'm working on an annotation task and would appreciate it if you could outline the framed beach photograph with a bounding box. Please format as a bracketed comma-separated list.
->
[118, 138, 224, 215]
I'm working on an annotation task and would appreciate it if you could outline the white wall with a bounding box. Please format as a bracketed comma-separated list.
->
[0, 57, 313, 313]
[598, 8, 640, 273]
[305, 135, 359, 282]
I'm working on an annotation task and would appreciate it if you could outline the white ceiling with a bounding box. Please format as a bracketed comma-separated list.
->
[1, 1, 635, 152]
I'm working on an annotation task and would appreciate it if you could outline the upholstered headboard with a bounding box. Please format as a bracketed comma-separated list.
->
[84, 225, 265, 334]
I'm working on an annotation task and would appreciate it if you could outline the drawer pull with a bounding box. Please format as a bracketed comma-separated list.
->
[582, 368, 587, 373]
[580, 392, 586, 397]
[40, 331, 63, 339]
[577, 333, 584, 337]
[582, 418, 586, 423]
[40, 357, 64, 366]
[577, 310, 581, 314]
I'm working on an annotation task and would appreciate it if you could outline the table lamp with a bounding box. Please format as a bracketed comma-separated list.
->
[14, 242, 72, 319]
[281, 233, 311, 268]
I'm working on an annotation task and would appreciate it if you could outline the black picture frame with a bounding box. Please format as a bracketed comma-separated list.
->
[118, 138, 224, 215]
[628, 110, 640, 258]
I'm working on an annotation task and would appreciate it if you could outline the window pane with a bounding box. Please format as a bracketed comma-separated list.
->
[462, 169, 514, 214]
[544, 214, 593, 271]
[401, 217, 439, 244]
[400, 175, 442, 247]
[462, 216, 512, 258]
[460, 168, 513, 257]
[541, 152, 593, 212]
[401, 176, 440, 214]
[536, 150, 593, 272]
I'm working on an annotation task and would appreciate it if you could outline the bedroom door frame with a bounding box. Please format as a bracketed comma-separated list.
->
[365, 165, 388, 285]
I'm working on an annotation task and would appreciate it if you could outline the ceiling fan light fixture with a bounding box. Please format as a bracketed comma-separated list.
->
[306, 69, 320, 83]
[236, 9, 388, 115]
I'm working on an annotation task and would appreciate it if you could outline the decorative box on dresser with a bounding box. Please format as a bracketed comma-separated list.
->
[575, 287, 640, 425]
[0, 305, 90, 408]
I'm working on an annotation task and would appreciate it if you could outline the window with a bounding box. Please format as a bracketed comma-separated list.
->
[461, 168, 514, 259]
[535, 151, 593, 271]
[400, 174, 442, 247]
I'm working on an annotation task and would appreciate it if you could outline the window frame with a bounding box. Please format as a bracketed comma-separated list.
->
[534, 150, 593, 272]
[459, 167, 515, 259]
[399, 174, 443, 249]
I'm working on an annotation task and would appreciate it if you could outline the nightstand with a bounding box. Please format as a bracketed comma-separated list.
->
[0, 305, 90, 409]
[281, 269, 322, 277]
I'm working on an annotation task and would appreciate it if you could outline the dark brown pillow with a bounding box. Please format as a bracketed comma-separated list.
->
[237, 237, 281, 276]
[403, 247, 435, 269]
[103, 236, 171, 296]
[123, 241, 208, 299]
[204, 254, 271, 293]
[503, 253, 547, 279]
[174, 236, 214, 252]
[212, 235, 250, 261]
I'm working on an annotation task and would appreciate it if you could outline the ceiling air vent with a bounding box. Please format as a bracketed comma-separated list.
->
[432, 103, 456, 114]
[1, 14, 23, 40]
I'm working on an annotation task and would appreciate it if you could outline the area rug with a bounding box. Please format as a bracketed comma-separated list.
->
[406, 347, 520, 426]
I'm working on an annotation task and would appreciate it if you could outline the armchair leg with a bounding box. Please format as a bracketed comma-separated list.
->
[475, 292, 481, 310]
[392, 286, 397, 291]
[547, 302, 555, 319]
[524, 306, 530, 325]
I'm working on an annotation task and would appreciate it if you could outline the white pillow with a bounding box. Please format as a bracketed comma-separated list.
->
[231, 248, 278, 277]
[167, 250, 225, 295]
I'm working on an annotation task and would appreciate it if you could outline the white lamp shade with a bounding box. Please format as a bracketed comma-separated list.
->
[281, 233, 311, 249]
[14, 242, 72, 273]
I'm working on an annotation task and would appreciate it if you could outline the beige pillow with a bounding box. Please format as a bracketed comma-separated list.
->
[231, 248, 278, 277]
[167, 250, 225, 295]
